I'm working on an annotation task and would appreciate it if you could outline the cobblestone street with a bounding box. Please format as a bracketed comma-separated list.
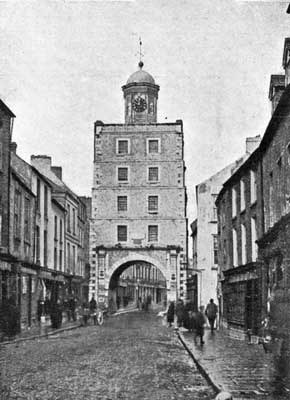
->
[0, 312, 215, 400]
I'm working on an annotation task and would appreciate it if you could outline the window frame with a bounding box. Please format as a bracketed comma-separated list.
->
[146, 138, 160, 154]
[148, 224, 158, 242]
[117, 166, 129, 183]
[117, 138, 130, 155]
[147, 166, 159, 183]
[147, 195, 159, 213]
[117, 225, 128, 242]
[117, 195, 128, 212]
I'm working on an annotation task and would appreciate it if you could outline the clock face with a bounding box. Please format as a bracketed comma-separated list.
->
[132, 95, 147, 112]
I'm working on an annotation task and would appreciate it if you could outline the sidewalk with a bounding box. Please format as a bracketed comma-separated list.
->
[179, 327, 290, 400]
[0, 318, 80, 345]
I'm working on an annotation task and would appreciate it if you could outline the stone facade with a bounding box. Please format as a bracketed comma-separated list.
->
[216, 150, 263, 334]
[0, 100, 15, 311]
[90, 64, 188, 308]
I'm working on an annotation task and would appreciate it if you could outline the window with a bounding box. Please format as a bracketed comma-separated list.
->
[54, 247, 57, 269]
[250, 170, 257, 204]
[67, 204, 71, 232]
[213, 235, 218, 265]
[232, 188, 237, 217]
[73, 208, 76, 235]
[36, 225, 40, 262]
[59, 249, 63, 270]
[269, 171, 274, 227]
[240, 180, 245, 211]
[241, 224, 247, 265]
[44, 185, 48, 218]
[67, 243, 70, 272]
[148, 225, 158, 242]
[148, 195, 158, 212]
[232, 228, 238, 267]
[251, 217, 257, 261]
[147, 139, 160, 154]
[148, 167, 159, 182]
[36, 178, 41, 211]
[43, 230, 48, 267]
[117, 196, 128, 212]
[24, 197, 31, 243]
[60, 220, 63, 243]
[14, 189, 22, 239]
[72, 245, 76, 273]
[117, 139, 129, 154]
[117, 225, 127, 242]
[117, 167, 129, 182]
[54, 216, 58, 240]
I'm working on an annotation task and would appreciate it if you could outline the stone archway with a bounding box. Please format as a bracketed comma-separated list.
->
[106, 254, 169, 312]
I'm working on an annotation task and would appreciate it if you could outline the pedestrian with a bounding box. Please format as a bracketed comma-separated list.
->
[81, 302, 90, 326]
[167, 301, 175, 327]
[175, 298, 185, 327]
[37, 298, 44, 325]
[205, 298, 218, 333]
[69, 296, 77, 321]
[195, 306, 207, 345]
[89, 295, 97, 325]
[137, 297, 142, 310]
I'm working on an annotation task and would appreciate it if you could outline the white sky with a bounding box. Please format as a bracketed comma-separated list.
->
[1, 0, 290, 223]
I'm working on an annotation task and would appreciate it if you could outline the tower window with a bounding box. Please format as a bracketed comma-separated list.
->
[117, 167, 129, 182]
[148, 225, 158, 242]
[117, 196, 128, 212]
[147, 139, 160, 154]
[117, 225, 127, 242]
[148, 195, 158, 212]
[148, 167, 159, 182]
[117, 139, 129, 155]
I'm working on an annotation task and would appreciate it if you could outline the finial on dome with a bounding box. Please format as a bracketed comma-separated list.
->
[136, 37, 144, 65]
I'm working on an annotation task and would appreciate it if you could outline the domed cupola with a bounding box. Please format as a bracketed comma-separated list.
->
[122, 61, 160, 124]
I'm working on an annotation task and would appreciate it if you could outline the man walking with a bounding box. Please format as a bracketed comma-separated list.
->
[205, 298, 218, 332]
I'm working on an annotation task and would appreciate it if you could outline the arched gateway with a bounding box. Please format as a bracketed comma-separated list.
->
[89, 60, 188, 306]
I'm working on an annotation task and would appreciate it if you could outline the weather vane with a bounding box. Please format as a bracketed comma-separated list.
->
[135, 37, 144, 66]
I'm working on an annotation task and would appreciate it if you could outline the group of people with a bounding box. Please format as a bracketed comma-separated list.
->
[37, 294, 101, 329]
[166, 298, 218, 345]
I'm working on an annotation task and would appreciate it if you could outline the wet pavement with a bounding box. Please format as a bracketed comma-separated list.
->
[0, 311, 215, 400]
[180, 327, 290, 400]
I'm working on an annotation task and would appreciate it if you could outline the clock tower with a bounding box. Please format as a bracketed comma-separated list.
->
[122, 61, 160, 124]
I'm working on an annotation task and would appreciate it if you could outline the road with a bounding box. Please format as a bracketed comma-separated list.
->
[0, 311, 215, 400]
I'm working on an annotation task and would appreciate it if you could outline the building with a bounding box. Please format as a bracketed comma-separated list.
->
[192, 136, 260, 309]
[216, 38, 290, 347]
[90, 61, 188, 309]
[216, 147, 263, 335]
[30, 155, 87, 299]
[0, 100, 15, 310]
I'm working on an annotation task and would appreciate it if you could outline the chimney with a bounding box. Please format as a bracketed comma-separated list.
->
[10, 142, 17, 154]
[30, 155, 52, 171]
[282, 38, 290, 86]
[269, 75, 285, 115]
[246, 135, 261, 154]
[51, 166, 62, 180]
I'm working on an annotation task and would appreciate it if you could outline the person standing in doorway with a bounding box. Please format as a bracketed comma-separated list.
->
[205, 299, 218, 333]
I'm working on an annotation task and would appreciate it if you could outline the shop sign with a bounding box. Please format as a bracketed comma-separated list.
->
[0, 261, 11, 271]
[39, 270, 52, 279]
[21, 266, 37, 275]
